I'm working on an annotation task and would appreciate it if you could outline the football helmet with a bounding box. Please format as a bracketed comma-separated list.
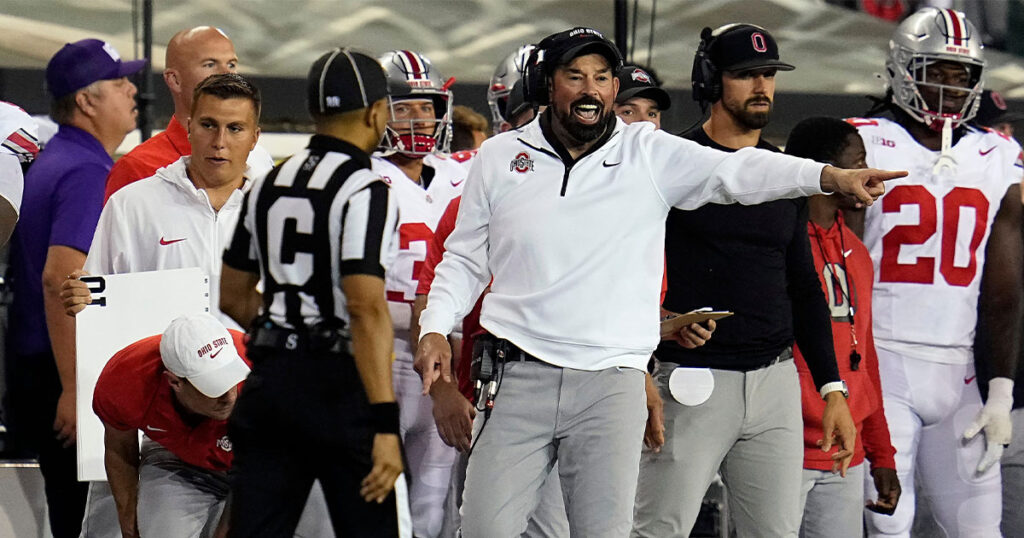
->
[886, 7, 985, 129]
[487, 44, 534, 134]
[378, 50, 452, 156]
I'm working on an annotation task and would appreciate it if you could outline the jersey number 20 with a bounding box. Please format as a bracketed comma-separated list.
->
[880, 185, 988, 286]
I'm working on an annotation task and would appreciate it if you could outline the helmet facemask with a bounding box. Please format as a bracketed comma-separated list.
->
[383, 94, 452, 157]
[889, 49, 984, 130]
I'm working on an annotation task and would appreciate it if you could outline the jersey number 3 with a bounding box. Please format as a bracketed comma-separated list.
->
[386, 222, 433, 302]
[880, 185, 989, 286]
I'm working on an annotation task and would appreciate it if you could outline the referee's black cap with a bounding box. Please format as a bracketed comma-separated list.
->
[307, 48, 391, 116]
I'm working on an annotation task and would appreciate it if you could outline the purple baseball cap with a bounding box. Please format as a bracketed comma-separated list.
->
[46, 39, 146, 99]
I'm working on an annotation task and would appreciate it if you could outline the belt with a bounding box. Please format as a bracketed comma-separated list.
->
[484, 334, 547, 365]
[662, 346, 793, 373]
[248, 324, 352, 357]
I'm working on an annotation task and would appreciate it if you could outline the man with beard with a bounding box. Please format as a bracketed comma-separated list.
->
[631, 24, 856, 538]
[415, 26, 896, 537]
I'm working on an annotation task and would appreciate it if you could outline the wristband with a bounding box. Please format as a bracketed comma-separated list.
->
[370, 402, 400, 435]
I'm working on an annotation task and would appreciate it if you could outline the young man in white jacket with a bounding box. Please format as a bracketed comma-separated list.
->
[414, 27, 903, 537]
[62, 73, 330, 538]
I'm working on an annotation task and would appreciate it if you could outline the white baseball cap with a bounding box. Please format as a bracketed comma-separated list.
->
[160, 313, 250, 398]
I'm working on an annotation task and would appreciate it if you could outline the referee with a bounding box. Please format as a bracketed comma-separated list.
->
[219, 48, 408, 537]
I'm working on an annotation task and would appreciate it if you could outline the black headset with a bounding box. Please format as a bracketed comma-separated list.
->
[691, 26, 722, 106]
[522, 30, 624, 107]
[522, 45, 549, 106]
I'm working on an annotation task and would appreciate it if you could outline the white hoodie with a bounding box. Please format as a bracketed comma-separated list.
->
[419, 116, 826, 371]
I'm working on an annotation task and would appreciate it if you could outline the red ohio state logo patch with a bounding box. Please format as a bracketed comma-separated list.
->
[510, 152, 534, 173]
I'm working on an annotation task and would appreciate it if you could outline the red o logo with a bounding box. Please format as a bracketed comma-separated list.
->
[751, 33, 767, 53]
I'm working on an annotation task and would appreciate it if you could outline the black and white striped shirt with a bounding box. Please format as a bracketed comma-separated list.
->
[223, 135, 399, 329]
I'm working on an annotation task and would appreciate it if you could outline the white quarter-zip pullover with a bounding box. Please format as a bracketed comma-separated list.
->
[419, 116, 826, 371]
[85, 156, 248, 330]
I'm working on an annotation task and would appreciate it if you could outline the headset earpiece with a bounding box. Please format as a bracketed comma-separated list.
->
[692, 26, 721, 107]
[522, 47, 549, 106]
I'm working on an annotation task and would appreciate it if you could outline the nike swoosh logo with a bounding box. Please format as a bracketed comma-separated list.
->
[844, 249, 853, 257]
[602, 160, 621, 167]
[964, 375, 977, 385]
[450, 178, 465, 187]
[146, 425, 168, 432]
[980, 147, 996, 156]
[159, 237, 186, 245]
[210, 347, 223, 358]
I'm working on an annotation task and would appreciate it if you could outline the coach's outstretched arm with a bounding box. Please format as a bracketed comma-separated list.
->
[640, 127, 905, 210]
[965, 183, 1022, 473]
[344, 273, 404, 503]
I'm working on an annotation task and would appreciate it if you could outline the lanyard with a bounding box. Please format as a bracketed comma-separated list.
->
[811, 211, 861, 371]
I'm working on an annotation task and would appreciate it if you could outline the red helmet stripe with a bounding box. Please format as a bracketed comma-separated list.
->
[401, 50, 424, 79]
[945, 9, 964, 46]
[5, 130, 39, 157]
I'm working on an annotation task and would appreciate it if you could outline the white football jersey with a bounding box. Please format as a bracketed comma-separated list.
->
[854, 117, 1022, 363]
[373, 152, 468, 330]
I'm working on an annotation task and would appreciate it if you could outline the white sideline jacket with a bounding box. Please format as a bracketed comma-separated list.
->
[418, 116, 828, 372]
[85, 157, 248, 330]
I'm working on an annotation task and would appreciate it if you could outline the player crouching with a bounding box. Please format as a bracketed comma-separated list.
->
[92, 313, 250, 537]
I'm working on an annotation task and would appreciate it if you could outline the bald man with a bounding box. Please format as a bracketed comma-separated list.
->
[102, 26, 273, 201]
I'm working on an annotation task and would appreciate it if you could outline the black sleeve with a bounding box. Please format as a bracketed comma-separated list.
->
[222, 190, 260, 273]
[788, 199, 841, 390]
[338, 181, 396, 278]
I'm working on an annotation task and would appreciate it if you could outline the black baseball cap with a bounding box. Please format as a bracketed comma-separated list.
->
[307, 48, 392, 116]
[975, 89, 1024, 127]
[616, 65, 671, 110]
[537, 27, 623, 74]
[707, 23, 794, 73]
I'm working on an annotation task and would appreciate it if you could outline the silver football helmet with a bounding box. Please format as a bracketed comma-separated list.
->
[378, 50, 452, 156]
[886, 7, 985, 129]
[487, 44, 534, 134]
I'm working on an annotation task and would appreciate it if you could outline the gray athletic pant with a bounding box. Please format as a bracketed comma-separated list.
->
[1002, 408, 1024, 537]
[439, 450, 569, 537]
[632, 358, 803, 538]
[798, 464, 865, 538]
[80, 438, 333, 537]
[459, 360, 647, 538]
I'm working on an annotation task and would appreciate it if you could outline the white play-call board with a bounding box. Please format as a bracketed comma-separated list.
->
[75, 268, 209, 481]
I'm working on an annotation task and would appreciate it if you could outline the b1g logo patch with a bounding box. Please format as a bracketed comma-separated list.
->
[510, 152, 534, 173]
[871, 135, 896, 148]
[217, 436, 233, 452]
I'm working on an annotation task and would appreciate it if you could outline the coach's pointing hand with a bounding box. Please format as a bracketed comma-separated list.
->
[415, 332, 452, 395]
[820, 166, 907, 206]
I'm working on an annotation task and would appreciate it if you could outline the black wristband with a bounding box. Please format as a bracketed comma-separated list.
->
[370, 402, 400, 434]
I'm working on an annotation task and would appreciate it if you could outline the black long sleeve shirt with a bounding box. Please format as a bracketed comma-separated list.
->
[656, 127, 841, 390]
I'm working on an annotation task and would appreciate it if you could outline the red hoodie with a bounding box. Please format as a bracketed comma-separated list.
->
[794, 211, 896, 472]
